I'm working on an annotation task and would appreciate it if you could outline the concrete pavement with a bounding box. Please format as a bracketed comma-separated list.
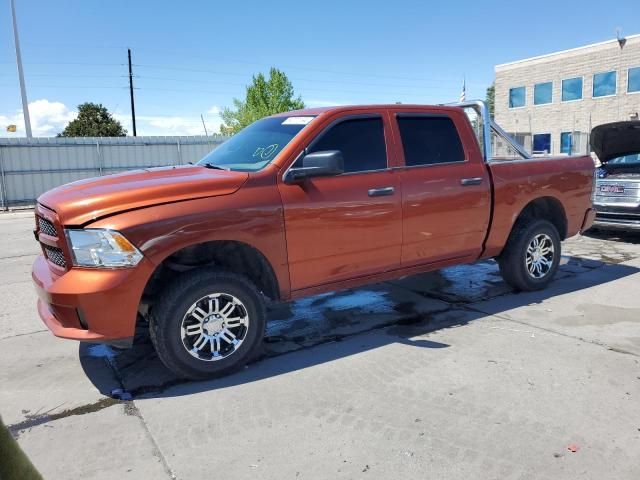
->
[1, 211, 639, 479]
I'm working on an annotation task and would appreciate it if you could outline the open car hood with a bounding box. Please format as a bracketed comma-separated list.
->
[590, 121, 640, 163]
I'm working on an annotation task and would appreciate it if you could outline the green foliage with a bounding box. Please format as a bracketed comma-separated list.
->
[485, 83, 495, 119]
[58, 102, 127, 137]
[220, 68, 305, 135]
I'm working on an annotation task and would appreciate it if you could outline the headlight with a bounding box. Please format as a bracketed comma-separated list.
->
[65, 229, 143, 268]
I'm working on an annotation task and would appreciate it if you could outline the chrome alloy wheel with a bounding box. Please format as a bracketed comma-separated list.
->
[525, 233, 555, 279]
[180, 293, 249, 361]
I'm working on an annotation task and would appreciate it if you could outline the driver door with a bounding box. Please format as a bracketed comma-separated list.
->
[277, 113, 402, 291]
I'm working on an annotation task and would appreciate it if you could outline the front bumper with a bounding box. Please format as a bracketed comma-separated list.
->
[593, 218, 640, 231]
[32, 254, 155, 343]
[593, 204, 640, 232]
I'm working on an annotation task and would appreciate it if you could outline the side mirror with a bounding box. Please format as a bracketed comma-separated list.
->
[284, 150, 344, 184]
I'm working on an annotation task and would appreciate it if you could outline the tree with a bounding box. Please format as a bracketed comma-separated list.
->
[485, 83, 495, 119]
[220, 68, 304, 135]
[58, 103, 127, 137]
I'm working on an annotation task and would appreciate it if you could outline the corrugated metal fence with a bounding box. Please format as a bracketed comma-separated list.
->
[0, 135, 227, 209]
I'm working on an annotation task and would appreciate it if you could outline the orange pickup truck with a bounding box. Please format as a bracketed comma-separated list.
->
[32, 101, 596, 379]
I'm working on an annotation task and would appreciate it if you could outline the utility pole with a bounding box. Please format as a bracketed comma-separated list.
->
[10, 0, 32, 138]
[128, 48, 137, 136]
[200, 114, 209, 136]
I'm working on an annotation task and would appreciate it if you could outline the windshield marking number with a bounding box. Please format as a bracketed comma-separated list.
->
[253, 144, 279, 159]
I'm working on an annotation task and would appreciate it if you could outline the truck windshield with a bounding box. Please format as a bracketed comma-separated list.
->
[198, 116, 315, 172]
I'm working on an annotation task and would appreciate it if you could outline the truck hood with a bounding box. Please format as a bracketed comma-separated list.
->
[590, 121, 640, 163]
[38, 165, 249, 225]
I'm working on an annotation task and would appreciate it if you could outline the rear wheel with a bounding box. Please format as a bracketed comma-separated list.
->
[149, 269, 266, 379]
[498, 219, 561, 291]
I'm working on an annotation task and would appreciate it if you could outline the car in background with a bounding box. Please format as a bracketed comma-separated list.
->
[591, 121, 640, 231]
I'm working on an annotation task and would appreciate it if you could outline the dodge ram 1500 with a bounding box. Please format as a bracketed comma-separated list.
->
[32, 101, 595, 379]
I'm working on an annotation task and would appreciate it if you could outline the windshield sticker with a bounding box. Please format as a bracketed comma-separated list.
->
[282, 116, 314, 125]
[253, 144, 279, 159]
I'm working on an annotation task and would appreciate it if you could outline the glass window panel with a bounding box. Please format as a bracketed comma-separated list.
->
[562, 77, 583, 101]
[628, 67, 640, 93]
[533, 134, 551, 154]
[309, 117, 387, 173]
[396, 116, 465, 166]
[593, 71, 616, 97]
[560, 132, 573, 154]
[509, 87, 526, 108]
[534, 82, 553, 105]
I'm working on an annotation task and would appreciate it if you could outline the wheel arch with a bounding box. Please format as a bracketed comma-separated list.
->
[141, 239, 281, 308]
[511, 196, 568, 240]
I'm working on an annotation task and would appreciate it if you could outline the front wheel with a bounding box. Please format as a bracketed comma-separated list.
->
[498, 219, 561, 292]
[149, 270, 266, 379]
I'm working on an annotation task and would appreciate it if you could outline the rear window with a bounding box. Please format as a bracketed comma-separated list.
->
[396, 116, 465, 166]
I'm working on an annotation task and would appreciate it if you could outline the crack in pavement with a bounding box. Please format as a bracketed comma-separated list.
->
[463, 304, 640, 359]
[0, 329, 48, 341]
[98, 338, 177, 479]
[0, 253, 38, 261]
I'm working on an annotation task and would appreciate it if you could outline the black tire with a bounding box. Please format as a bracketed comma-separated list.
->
[149, 269, 266, 379]
[498, 219, 561, 292]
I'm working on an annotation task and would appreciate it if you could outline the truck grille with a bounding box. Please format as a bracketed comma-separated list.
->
[594, 179, 640, 205]
[44, 245, 67, 268]
[36, 205, 69, 271]
[38, 216, 58, 237]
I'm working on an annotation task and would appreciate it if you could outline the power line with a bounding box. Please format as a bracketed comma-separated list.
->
[0, 73, 128, 78]
[135, 73, 457, 92]
[133, 63, 468, 88]
[0, 84, 127, 89]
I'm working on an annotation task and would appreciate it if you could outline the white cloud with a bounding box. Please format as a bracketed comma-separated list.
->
[1, 101, 224, 137]
[1, 99, 76, 137]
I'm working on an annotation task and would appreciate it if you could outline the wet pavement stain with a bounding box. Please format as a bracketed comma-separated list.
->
[9, 397, 123, 437]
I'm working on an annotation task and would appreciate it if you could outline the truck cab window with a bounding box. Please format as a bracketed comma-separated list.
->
[308, 117, 387, 173]
[397, 116, 465, 166]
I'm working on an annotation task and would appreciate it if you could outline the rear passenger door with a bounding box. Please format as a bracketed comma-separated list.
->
[278, 113, 402, 291]
[390, 110, 491, 266]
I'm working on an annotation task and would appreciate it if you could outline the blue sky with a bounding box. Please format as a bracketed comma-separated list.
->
[1, 0, 639, 136]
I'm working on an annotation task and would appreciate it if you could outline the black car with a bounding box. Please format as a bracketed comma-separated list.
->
[590, 121, 640, 231]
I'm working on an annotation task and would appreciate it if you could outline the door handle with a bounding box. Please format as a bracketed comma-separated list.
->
[460, 177, 483, 186]
[368, 187, 395, 197]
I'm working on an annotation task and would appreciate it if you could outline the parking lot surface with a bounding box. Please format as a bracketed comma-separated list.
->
[1, 210, 640, 479]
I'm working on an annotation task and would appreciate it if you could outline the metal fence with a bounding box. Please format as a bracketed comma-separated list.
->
[0, 135, 227, 209]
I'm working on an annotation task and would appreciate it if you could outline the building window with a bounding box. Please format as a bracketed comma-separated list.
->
[533, 133, 551, 154]
[534, 82, 553, 105]
[561, 77, 583, 101]
[629, 67, 640, 93]
[593, 71, 617, 97]
[560, 132, 573, 155]
[509, 86, 526, 108]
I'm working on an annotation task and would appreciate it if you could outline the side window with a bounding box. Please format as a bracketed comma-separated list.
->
[397, 116, 465, 166]
[308, 117, 387, 173]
